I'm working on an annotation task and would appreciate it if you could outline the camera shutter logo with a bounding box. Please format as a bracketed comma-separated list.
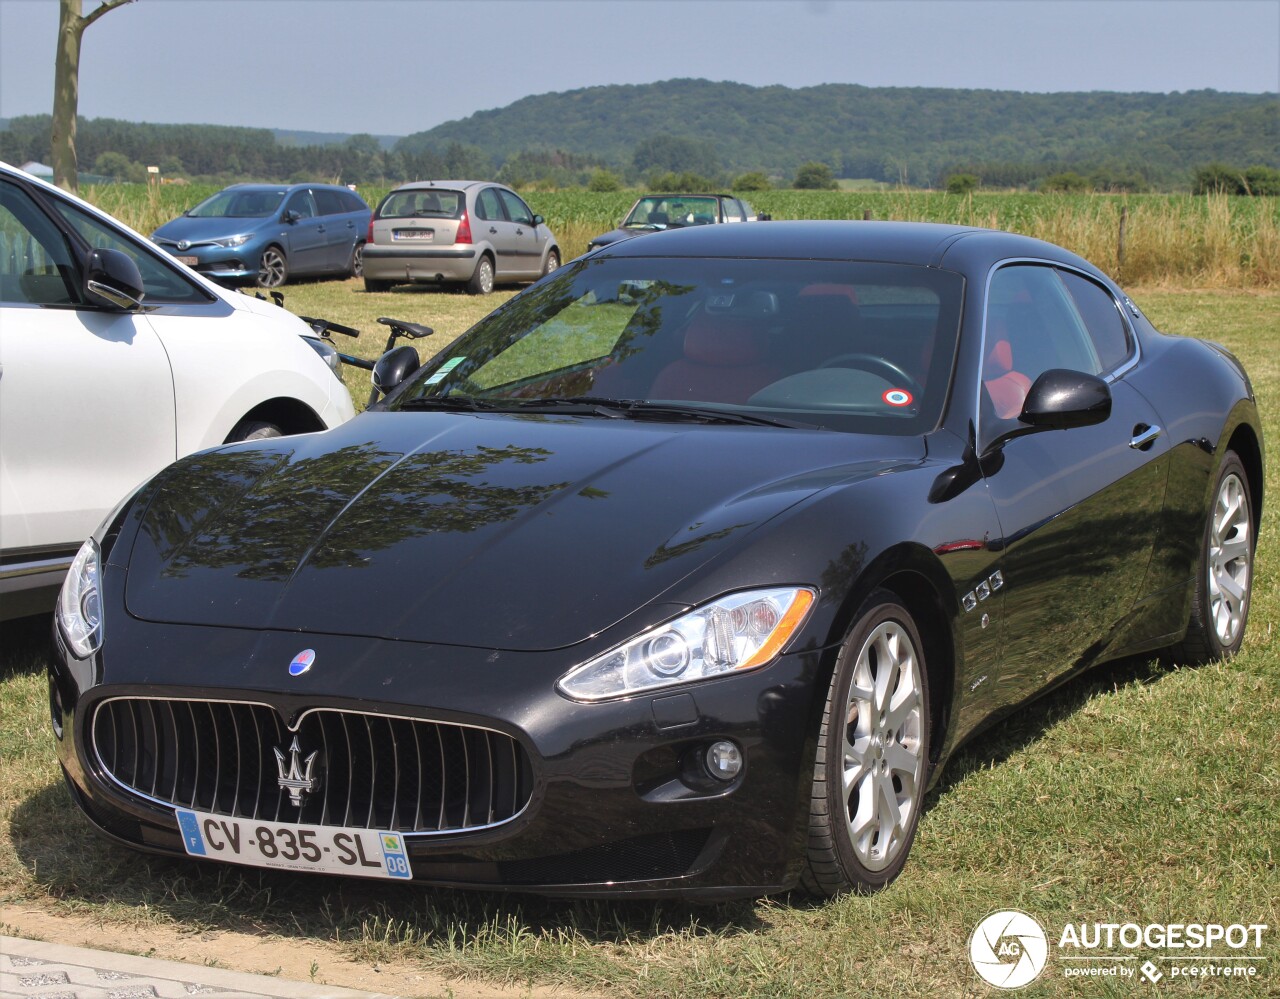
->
[969, 910, 1050, 989]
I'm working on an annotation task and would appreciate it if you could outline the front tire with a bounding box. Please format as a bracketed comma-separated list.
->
[542, 249, 560, 277]
[226, 419, 283, 443]
[1171, 451, 1254, 663]
[257, 246, 289, 288]
[467, 254, 494, 295]
[803, 591, 930, 896]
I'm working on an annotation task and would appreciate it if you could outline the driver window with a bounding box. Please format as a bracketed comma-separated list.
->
[0, 180, 79, 305]
[285, 191, 317, 219]
[497, 189, 533, 226]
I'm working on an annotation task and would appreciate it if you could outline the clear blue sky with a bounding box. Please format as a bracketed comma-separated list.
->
[1, 0, 1277, 138]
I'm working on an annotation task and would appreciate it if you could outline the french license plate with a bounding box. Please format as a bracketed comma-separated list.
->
[393, 229, 433, 241]
[175, 809, 412, 880]
[176, 255, 198, 265]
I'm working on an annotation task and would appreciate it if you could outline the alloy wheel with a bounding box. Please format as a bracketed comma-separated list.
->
[1209, 471, 1251, 647]
[841, 620, 925, 871]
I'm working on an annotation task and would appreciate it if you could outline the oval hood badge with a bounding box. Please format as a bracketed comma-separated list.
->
[289, 649, 316, 676]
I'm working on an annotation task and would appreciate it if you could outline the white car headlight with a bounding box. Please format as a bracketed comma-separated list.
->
[301, 334, 342, 377]
[57, 538, 103, 659]
[558, 587, 815, 702]
[214, 234, 251, 248]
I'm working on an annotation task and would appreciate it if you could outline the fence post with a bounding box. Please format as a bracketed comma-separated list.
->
[863, 209, 872, 221]
[1117, 206, 1128, 282]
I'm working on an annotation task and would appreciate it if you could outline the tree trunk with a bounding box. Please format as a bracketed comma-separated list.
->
[50, 0, 134, 193]
[51, 0, 84, 192]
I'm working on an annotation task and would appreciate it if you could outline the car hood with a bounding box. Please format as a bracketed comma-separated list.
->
[124, 413, 921, 651]
[153, 215, 271, 242]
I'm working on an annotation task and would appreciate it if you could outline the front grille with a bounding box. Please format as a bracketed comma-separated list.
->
[92, 698, 533, 834]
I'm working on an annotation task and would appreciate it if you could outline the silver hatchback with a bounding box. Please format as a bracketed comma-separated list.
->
[363, 181, 560, 294]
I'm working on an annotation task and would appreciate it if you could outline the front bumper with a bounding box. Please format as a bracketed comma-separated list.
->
[155, 243, 260, 284]
[51, 620, 826, 899]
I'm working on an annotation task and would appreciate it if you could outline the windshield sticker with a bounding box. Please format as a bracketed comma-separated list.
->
[425, 357, 466, 385]
[883, 388, 914, 407]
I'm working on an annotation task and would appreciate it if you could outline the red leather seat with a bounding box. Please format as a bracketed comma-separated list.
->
[649, 313, 780, 404]
[983, 337, 1032, 420]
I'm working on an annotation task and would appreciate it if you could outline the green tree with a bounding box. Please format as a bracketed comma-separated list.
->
[52, 0, 135, 191]
[793, 161, 838, 190]
[92, 150, 135, 180]
[733, 171, 771, 191]
[945, 173, 979, 195]
[1040, 172, 1092, 193]
[587, 169, 622, 192]
[632, 135, 720, 179]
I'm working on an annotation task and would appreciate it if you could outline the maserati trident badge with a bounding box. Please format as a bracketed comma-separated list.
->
[274, 736, 320, 806]
[289, 649, 316, 676]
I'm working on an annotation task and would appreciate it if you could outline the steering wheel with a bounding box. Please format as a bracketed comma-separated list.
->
[818, 353, 924, 396]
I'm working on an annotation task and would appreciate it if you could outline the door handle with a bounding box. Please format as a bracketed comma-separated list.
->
[1129, 424, 1162, 450]
[489, 227, 498, 234]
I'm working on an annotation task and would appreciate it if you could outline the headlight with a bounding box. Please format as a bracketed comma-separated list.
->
[57, 538, 103, 659]
[301, 335, 342, 377]
[214, 234, 251, 248]
[558, 587, 815, 702]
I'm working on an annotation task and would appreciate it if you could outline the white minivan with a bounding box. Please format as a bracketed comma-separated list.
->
[0, 162, 356, 619]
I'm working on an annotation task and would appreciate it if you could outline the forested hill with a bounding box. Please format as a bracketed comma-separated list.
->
[397, 79, 1278, 186]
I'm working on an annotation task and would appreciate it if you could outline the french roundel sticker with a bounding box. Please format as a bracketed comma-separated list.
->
[289, 649, 316, 676]
[883, 388, 913, 407]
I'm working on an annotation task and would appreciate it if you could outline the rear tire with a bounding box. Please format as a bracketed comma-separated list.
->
[467, 254, 494, 295]
[802, 590, 930, 896]
[348, 242, 365, 278]
[1169, 451, 1254, 664]
[226, 419, 283, 443]
[364, 277, 392, 293]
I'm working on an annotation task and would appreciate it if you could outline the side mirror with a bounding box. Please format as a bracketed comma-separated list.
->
[84, 247, 145, 311]
[283, 210, 300, 224]
[983, 368, 1111, 455]
[372, 344, 420, 397]
[532, 214, 545, 226]
[1020, 368, 1112, 430]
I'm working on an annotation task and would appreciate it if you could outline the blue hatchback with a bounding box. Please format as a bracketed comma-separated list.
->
[152, 183, 371, 288]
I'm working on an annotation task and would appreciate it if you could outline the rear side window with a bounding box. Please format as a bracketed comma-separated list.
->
[314, 189, 348, 216]
[378, 189, 462, 219]
[1056, 269, 1132, 372]
[475, 188, 503, 222]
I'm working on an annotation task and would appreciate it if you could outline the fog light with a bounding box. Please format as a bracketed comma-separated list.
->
[705, 740, 742, 781]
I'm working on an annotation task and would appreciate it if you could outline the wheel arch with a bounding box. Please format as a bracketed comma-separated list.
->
[1224, 422, 1264, 535]
[222, 396, 325, 443]
[823, 542, 958, 770]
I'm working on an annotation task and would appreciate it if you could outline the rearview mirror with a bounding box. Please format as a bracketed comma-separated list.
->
[982, 368, 1111, 455]
[83, 247, 145, 311]
[1020, 368, 1112, 430]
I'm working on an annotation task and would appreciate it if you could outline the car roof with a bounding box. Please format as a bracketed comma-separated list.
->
[634, 193, 737, 199]
[597, 219, 1073, 267]
[389, 180, 496, 192]
[224, 182, 348, 192]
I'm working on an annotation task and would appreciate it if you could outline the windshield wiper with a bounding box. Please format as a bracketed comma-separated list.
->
[618, 401, 818, 429]
[398, 395, 500, 412]
[499, 397, 819, 429]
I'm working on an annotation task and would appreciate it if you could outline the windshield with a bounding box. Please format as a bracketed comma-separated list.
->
[623, 197, 721, 229]
[187, 188, 286, 218]
[378, 189, 464, 219]
[392, 257, 964, 435]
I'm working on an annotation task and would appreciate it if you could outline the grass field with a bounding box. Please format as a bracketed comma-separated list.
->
[86, 182, 1280, 288]
[1, 286, 1276, 997]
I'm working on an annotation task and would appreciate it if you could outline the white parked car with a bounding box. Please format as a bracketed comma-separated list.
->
[0, 162, 356, 619]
